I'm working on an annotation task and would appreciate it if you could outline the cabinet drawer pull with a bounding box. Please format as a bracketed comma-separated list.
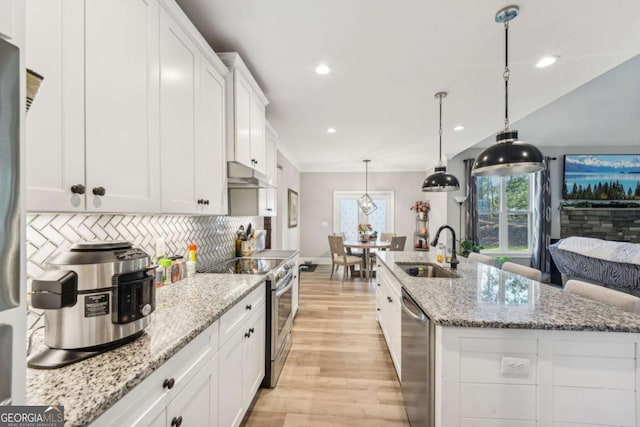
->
[249, 327, 255, 334]
[70, 184, 85, 195]
[163, 378, 175, 390]
[246, 304, 252, 310]
[245, 331, 251, 338]
[171, 416, 183, 426]
[387, 296, 393, 303]
[92, 186, 106, 196]
[197, 199, 204, 205]
[204, 199, 210, 205]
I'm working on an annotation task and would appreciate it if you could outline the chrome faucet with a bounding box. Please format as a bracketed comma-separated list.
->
[430, 225, 459, 270]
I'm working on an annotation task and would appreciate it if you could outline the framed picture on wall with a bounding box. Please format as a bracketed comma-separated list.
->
[288, 189, 298, 228]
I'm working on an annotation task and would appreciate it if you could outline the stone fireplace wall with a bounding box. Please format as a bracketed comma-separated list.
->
[560, 208, 640, 242]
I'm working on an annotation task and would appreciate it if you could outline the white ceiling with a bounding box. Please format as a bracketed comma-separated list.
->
[175, 0, 640, 172]
[473, 53, 640, 148]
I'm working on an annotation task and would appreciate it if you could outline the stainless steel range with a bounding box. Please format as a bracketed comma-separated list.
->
[201, 255, 296, 387]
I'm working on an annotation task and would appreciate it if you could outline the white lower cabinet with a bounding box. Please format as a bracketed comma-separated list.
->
[219, 296, 266, 427]
[375, 262, 401, 379]
[292, 256, 300, 318]
[92, 284, 266, 427]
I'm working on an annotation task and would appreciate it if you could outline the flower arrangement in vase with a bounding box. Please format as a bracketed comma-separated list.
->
[410, 200, 431, 220]
[358, 223, 372, 242]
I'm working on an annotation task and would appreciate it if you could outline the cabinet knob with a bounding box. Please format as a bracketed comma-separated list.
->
[204, 200, 210, 205]
[197, 199, 203, 205]
[163, 378, 175, 390]
[70, 184, 85, 195]
[266, 208, 272, 211]
[249, 327, 255, 334]
[376, 308, 380, 311]
[171, 416, 183, 427]
[92, 186, 106, 196]
[246, 304, 252, 311]
[387, 296, 393, 303]
[245, 331, 251, 338]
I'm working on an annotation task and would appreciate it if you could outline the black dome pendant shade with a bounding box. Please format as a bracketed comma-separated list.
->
[472, 5, 545, 177]
[422, 92, 460, 192]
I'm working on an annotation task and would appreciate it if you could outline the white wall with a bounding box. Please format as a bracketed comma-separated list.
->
[299, 171, 432, 260]
[275, 150, 301, 251]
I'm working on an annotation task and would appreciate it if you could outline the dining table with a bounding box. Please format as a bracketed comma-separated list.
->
[343, 239, 391, 279]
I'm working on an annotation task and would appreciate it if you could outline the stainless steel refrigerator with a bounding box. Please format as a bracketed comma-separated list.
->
[0, 35, 25, 406]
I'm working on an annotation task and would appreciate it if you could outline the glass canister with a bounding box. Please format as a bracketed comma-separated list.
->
[436, 243, 445, 263]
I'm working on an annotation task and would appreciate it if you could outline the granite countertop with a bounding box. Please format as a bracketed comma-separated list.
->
[26, 273, 266, 427]
[378, 251, 640, 332]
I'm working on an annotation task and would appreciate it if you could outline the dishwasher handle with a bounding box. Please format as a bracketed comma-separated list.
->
[401, 294, 428, 324]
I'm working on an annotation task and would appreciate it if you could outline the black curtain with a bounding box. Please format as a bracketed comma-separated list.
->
[464, 159, 478, 244]
[532, 157, 553, 281]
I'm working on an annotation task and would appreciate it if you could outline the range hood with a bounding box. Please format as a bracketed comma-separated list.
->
[227, 161, 275, 189]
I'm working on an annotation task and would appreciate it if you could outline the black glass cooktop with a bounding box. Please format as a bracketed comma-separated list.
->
[200, 258, 285, 274]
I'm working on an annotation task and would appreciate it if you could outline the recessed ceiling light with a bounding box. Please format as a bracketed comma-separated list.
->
[315, 63, 331, 75]
[453, 125, 465, 131]
[326, 127, 337, 134]
[535, 56, 558, 68]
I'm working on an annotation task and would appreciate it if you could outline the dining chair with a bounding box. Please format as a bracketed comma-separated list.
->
[328, 235, 364, 283]
[380, 232, 396, 242]
[469, 252, 495, 267]
[502, 262, 542, 282]
[565, 280, 640, 314]
[389, 236, 406, 251]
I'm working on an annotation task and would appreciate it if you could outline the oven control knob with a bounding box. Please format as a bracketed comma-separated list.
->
[140, 304, 152, 316]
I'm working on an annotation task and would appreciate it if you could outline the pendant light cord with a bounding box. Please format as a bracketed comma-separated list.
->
[365, 161, 368, 193]
[503, 20, 510, 130]
[438, 95, 443, 162]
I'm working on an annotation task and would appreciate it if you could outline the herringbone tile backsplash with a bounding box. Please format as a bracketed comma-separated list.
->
[26, 214, 261, 280]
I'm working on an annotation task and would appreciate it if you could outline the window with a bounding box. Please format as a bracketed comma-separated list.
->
[333, 191, 394, 241]
[476, 174, 533, 253]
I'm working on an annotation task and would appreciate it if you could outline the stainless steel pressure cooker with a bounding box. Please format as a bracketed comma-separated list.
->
[29, 240, 155, 368]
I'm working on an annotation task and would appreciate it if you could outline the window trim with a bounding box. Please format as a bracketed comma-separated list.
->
[477, 175, 534, 254]
[332, 190, 395, 237]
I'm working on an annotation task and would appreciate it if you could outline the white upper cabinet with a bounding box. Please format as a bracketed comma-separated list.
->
[85, 0, 161, 212]
[159, 8, 198, 214]
[26, 0, 85, 212]
[26, 0, 161, 213]
[219, 53, 269, 174]
[259, 122, 278, 216]
[197, 56, 228, 215]
[26, 0, 228, 215]
[158, 2, 229, 215]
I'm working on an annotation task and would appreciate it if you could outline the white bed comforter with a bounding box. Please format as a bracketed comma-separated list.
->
[558, 237, 640, 265]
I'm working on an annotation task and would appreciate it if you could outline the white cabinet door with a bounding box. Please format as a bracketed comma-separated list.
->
[0, 0, 13, 40]
[196, 56, 227, 215]
[243, 305, 266, 409]
[159, 9, 198, 213]
[233, 72, 253, 168]
[259, 131, 277, 216]
[84, 0, 160, 213]
[250, 96, 266, 174]
[218, 329, 244, 427]
[26, 0, 85, 212]
[166, 353, 217, 427]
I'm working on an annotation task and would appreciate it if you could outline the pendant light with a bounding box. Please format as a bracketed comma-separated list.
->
[422, 92, 461, 192]
[472, 5, 545, 177]
[357, 159, 377, 215]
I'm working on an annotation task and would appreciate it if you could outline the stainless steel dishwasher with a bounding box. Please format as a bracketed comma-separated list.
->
[401, 288, 435, 427]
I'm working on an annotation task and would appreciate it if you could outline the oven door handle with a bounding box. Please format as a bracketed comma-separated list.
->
[275, 273, 294, 298]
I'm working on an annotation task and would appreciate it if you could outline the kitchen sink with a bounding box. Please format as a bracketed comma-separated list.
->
[396, 262, 459, 278]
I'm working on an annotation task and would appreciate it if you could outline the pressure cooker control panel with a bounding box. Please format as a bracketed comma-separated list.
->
[113, 270, 156, 324]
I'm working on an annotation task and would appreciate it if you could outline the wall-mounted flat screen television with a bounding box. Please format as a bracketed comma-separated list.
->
[563, 154, 640, 200]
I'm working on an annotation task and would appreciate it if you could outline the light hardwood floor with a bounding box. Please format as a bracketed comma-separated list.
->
[241, 265, 409, 427]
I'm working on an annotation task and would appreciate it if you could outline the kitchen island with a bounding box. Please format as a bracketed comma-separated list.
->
[26, 273, 266, 427]
[376, 251, 640, 427]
